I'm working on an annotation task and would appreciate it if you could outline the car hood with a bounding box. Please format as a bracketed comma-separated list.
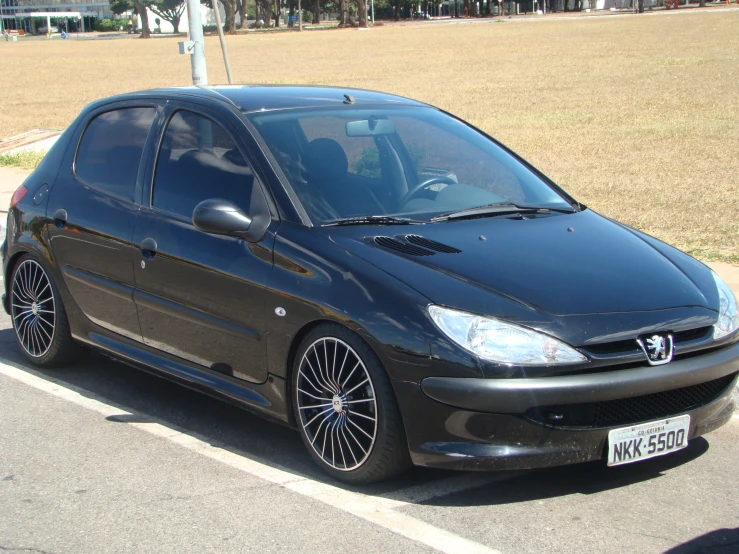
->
[325, 210, 717, 318]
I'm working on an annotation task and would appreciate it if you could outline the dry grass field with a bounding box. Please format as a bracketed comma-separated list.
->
[1, 10, 738, 260]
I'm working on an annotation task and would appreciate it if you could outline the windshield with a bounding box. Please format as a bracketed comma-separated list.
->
[248, 106, 574, 224]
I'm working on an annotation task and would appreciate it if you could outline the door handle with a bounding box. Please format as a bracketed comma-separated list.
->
[53, 208, 67, 229]
[140, 237, 157, 260]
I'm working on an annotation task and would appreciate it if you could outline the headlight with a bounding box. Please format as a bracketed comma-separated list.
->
[428, 305, 587, 365]
[712, 272, 739, 340]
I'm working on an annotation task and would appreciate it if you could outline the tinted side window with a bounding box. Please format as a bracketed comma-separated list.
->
[75, 107, 156, 200]
[153, 110, 254, 219]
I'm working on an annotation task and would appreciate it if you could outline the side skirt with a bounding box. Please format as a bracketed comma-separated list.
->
[76, 330, 291, 427]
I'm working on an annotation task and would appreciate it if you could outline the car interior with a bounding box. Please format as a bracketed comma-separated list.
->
[251, 111, 518, 223]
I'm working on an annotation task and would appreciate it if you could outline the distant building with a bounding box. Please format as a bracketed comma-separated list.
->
[1, 0, 112, 32]
[0, 0, 240, 34]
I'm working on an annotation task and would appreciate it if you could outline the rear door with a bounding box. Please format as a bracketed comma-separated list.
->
[47, 103, 159, 341]
[131, 104, 275, 384]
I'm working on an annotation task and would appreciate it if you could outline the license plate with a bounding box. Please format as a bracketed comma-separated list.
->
[607, 414, 690, 466]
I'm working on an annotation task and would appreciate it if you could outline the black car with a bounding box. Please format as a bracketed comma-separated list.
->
[3, 86, 738, 484]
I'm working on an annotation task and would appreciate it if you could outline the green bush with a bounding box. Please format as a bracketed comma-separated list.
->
[0, 150, 46, 170]
[95, 19, 124, 32]
[354, 147, 381, 179]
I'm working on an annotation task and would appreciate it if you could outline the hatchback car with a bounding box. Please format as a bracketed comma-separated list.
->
[3, 86, 738, 484]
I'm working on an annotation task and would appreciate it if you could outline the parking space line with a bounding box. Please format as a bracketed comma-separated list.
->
[381, 471, 522, 505]
[0, 359, 501, 554]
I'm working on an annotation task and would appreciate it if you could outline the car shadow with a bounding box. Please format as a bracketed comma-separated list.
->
[0, 327, 713, 506]
[417, 437, 709, 507]
[664, 527, 739, 553]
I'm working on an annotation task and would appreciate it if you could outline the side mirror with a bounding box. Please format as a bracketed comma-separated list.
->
[192, 199, 252, 238]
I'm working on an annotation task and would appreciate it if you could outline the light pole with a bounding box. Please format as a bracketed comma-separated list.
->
[185, 0, 208, 85]
[298, 0, 303, 30]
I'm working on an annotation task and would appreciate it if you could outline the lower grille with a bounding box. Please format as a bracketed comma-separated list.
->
[526, 373, 737, 429]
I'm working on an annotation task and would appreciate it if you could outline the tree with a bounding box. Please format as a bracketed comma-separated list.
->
[255, 0, 272, 26]
[274, 0, 281, 26]
[203, 0, 238, 33]
[110, 0, 134, 15]
[147, 0, 185, 33]
[339, 0, 352, 25]
[222, 0, 238, 33]
[356, 0, 367, 26]
[132, 0, 151, 37]
[236, 0, 246, 28]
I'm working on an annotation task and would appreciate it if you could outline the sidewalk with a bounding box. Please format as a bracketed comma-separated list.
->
[0, 166, 31, 212]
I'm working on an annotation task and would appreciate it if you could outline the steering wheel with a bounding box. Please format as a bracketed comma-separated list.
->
[400, 176, 457, 206]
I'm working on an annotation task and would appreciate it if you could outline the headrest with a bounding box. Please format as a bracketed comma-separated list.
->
[302, 139, 349, 182]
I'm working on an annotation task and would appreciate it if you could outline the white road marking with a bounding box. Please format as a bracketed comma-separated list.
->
[0, 358, 501, 554]
[381, 471, 521, 505]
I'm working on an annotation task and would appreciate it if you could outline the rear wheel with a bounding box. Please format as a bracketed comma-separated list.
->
[10, 254, 84, 367]
[292, 324, 411, 484]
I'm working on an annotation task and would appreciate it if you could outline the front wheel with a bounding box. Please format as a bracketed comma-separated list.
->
[292, 324, 412, 484]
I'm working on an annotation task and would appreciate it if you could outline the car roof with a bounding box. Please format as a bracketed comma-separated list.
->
[95, 85, 430, 113]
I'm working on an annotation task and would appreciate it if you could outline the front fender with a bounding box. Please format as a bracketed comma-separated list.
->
[264, 222, 485, 383]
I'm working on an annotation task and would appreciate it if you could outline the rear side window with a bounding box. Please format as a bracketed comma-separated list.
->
[75, 107, 156, 200]
[152, 110, 254, 219]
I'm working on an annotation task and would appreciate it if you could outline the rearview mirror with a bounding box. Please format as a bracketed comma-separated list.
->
[346, 118, 395, 137]
[192, 199, 252, 237]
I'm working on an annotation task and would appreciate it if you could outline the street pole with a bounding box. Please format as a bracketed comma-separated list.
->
[298, 0, 303, 30]
[371, 0, 375, 23]
[186, 0, 208, 85]
[212, 0, 233, 83]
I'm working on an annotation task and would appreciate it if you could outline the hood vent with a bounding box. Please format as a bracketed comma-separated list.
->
[403, 234, 461, 254]
[373, 236, 435, 256]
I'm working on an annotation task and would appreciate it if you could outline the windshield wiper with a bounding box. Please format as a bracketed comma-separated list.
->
[430, 203, 576, 223]
[323, 215, 426, 227]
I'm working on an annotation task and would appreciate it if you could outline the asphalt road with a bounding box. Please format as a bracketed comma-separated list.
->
[1, 296, 738, 553]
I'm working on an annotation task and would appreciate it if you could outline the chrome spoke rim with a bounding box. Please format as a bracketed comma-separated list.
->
[296, 337, 377, 471]
[11, 260, 56, 358]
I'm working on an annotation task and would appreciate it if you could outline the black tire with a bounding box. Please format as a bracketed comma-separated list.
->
[9, 254, 85, 367]
[291, 323, 412, 484]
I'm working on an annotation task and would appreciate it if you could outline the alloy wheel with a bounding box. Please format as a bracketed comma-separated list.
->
[296, 337, 378, 471]
[11, 259, 56, 358]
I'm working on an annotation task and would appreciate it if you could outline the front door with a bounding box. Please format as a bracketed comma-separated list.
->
[47, 104, 158, 342]
[131, 107, 274, 383]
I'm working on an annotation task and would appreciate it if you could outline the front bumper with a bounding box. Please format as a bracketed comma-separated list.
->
[393, 341, 739, 471]
[421, 340, 739, 413]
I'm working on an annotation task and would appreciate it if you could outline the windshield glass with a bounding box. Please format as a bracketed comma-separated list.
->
[248, 106, 573, 224]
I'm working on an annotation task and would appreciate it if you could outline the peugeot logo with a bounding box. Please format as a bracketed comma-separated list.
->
[637, 333, 674, 366]
[331, 394, 345, 414]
